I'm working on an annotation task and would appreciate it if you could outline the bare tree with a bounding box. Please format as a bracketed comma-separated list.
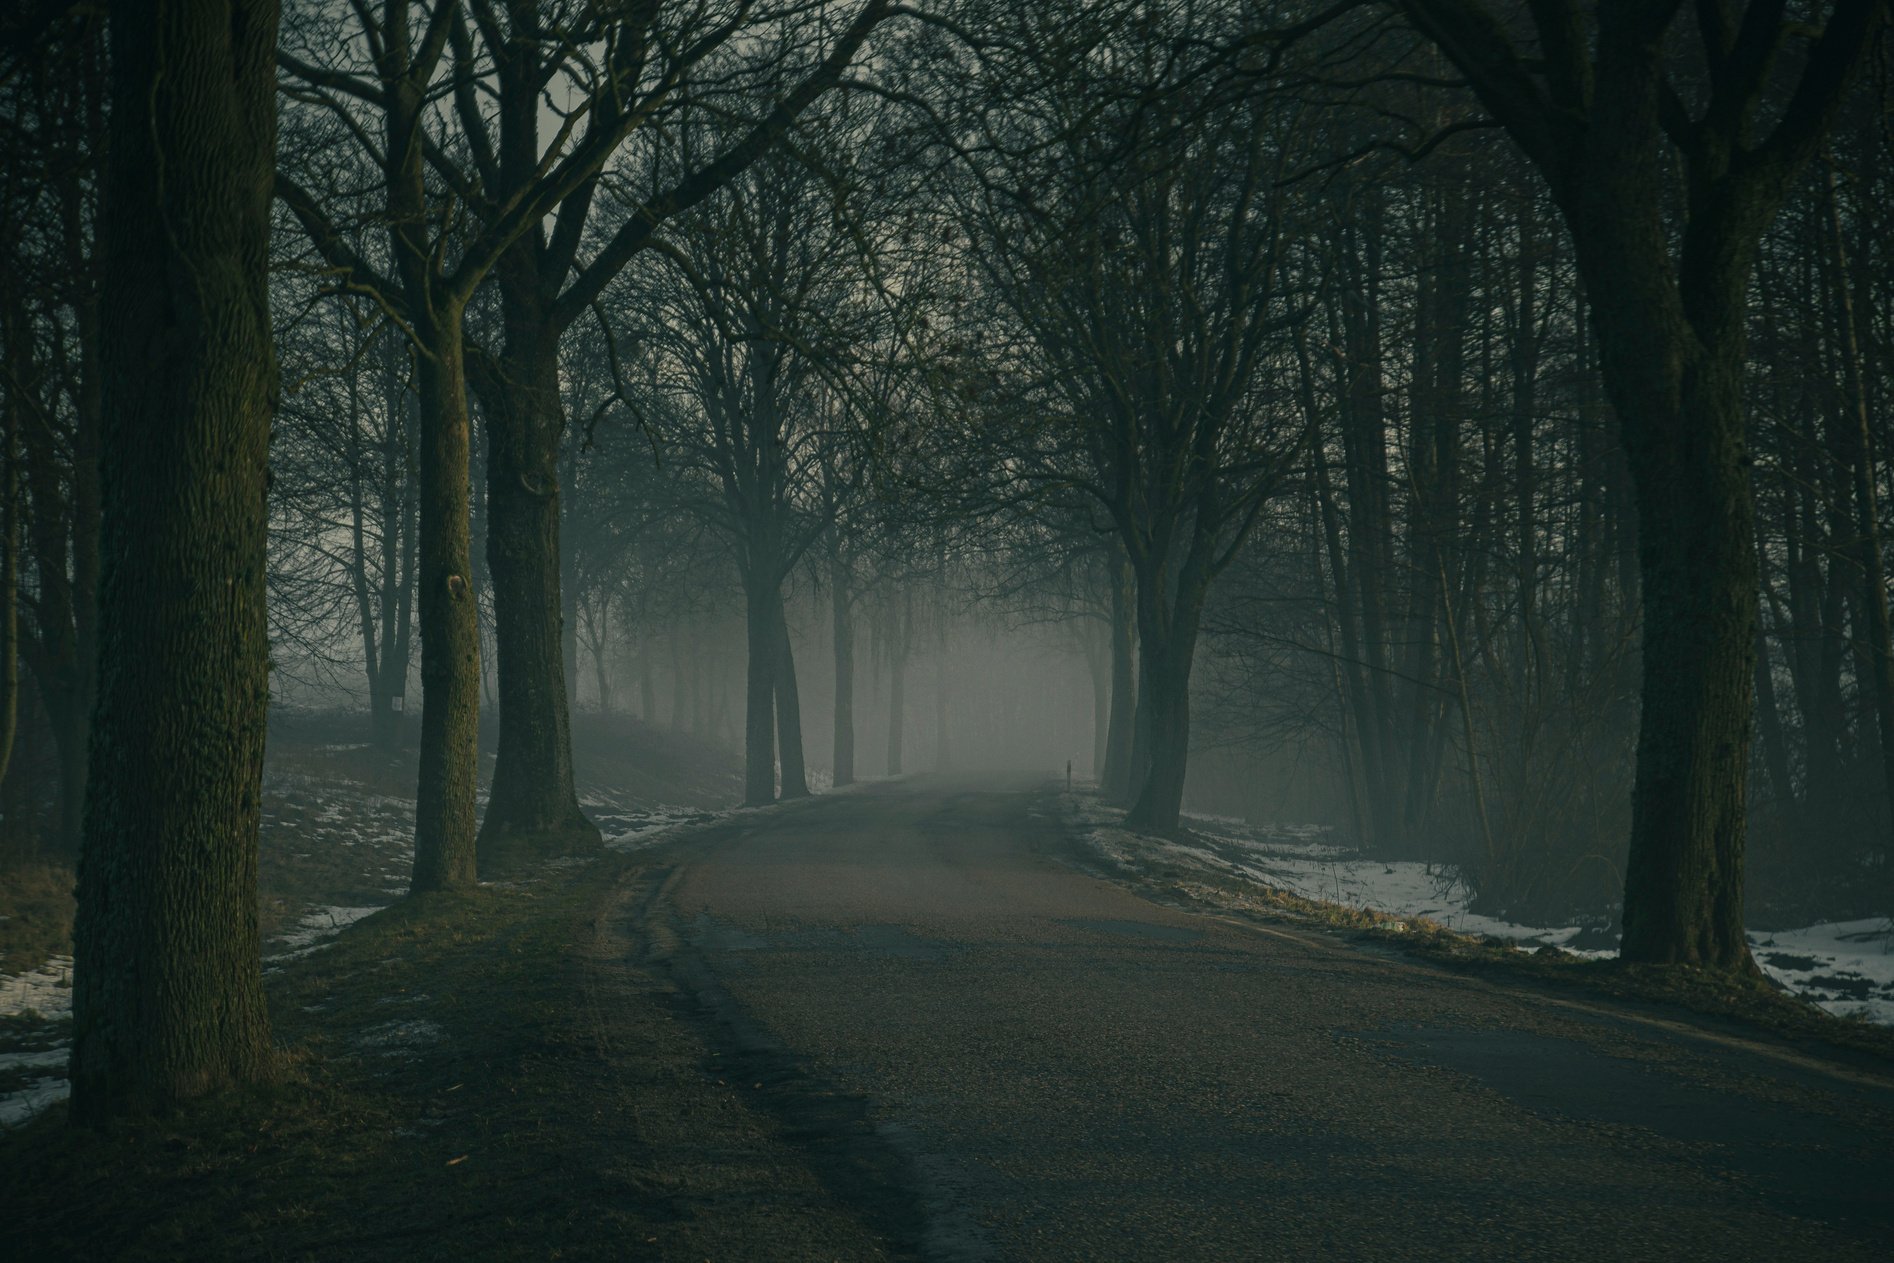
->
[70, 0, 281, 1122]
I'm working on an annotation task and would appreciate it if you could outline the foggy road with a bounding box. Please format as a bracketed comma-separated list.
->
[637, 778, 1894, 1262]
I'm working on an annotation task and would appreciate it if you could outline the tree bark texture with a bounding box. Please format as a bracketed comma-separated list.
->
[71, 0, 281, 1120]
[474, 328, 597, 859]
[409, 311, 481, 892]
[1124, 586, 1204, 834]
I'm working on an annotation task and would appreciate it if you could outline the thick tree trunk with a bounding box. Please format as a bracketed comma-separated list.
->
[1125, 566, 1204, 833]
[1613, 357, 1757, 969]
[71, 0, 280, 1120]
[774, 600, 810, 799]
[831, 558, 855, 787]
[369, 677, 401, 751]
[1101, 553, 1137, 801]
[409, 311, 481, 893]
[1085, 625, 1108, 782]
[1125, 631, 1197, 833]
[743, 577, 779, 805]
[1581, 241, 1759, 970]
[474, 334, 597, 859]
[1554, 158, 1766, 974]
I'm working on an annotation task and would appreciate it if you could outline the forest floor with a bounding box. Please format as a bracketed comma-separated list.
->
[0, 708, 742, 1131]
[2, 846, 895, 1260]
[2, 715, 895, 1261]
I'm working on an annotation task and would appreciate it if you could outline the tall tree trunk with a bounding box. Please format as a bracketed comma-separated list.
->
[774, 599, 809, 799]
[409, 309, 481, 893]
[1101, 551, 1137, 800]
[831, 553, 855, 787]
[1084, 621, 1108, 782]
[1125, 631, 1198, 833]
[71, 0, 280, 1120]
[1609, 340, 1757, 969]
[743, 575, 779, 805]
[475, 331, 597, 858]
[1125, 566, 1205, 833]
[1576, 214, 1761, 969]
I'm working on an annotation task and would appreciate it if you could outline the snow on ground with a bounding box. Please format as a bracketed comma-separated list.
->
[594, 804, 726, 852]
[267, 906, 385, 963]
[0, 957, 73, 1126]
[0, 1075, 68, 1127]
[0, 954, 72, 1022]
[0, 775, 828, 1128]
[1750, 920, 1894, 1024]
[1068, 793, 1894, 1025]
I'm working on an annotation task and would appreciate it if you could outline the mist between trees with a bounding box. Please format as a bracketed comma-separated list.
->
[0, 0, 1889, 1119]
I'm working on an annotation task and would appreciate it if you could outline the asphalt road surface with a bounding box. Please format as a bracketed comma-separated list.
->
[637, 777, 1894, 1261]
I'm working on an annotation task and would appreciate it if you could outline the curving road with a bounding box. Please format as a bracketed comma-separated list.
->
[637, 778, 1894, 1261]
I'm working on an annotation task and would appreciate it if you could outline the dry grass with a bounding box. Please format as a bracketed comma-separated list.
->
[0, 864, 75, 975]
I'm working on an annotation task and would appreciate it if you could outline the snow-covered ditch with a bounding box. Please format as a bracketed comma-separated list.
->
[1068, 794, 1894, 1025]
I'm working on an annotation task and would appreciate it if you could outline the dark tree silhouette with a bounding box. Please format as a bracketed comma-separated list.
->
[69, 0, 282, 1120]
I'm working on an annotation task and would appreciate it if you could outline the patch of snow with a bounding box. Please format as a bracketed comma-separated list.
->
[1750, 920, 1894, 1024]
[0, 956, 73, 1021]
[0, 1044, 68, 1074]
[267, 905, 384, 962]
[1071, 792, 1894, 1024]
[0, 1076, 67, 1127]
[598, 804, 724, 852]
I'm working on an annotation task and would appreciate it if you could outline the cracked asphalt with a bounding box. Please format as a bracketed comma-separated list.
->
[641, 777, 1894, 1261]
